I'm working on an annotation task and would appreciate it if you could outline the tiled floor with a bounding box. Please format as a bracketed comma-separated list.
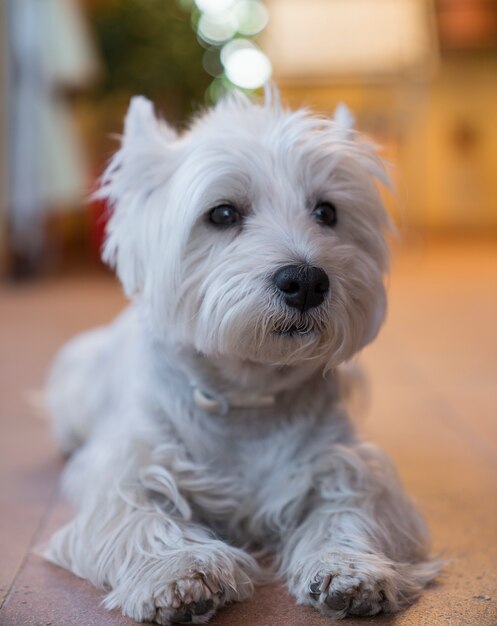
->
[1, 240, 496, 626]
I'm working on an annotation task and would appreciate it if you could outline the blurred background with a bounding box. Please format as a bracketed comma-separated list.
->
[1, 0, 496, 278]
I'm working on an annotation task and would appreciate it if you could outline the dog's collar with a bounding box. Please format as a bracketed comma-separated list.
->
[192, 386, 275, 415]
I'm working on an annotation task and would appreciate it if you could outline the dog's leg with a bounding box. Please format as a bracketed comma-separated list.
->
[46, 308, 143, 455]
[46, 326, 113, 454]
[45, 432, 259, 625]
[280, 442, 440, 619]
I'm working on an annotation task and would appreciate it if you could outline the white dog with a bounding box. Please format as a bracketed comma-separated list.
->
[45, 89, 439, 624]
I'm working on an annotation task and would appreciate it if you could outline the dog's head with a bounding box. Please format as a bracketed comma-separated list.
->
[100, 90, 391, 370]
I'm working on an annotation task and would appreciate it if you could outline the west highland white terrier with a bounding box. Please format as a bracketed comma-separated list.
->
[45, 88, 439, 624]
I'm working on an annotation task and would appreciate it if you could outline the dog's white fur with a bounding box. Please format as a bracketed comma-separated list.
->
[45, 89, 439, 623]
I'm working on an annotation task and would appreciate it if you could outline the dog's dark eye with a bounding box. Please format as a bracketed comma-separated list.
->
[312, 202, 337, 227]
[208, 204, 242, 227]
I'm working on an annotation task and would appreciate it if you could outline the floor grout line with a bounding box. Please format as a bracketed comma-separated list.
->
[0, 480, 60, 613]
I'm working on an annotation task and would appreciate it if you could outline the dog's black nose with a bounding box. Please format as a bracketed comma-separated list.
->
[273, 264, 329, 312]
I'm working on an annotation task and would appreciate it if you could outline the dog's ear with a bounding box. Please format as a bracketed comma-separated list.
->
[332, 103, 355, 141]
[122, 96, 177, 150]
[98, 96, 178, 296]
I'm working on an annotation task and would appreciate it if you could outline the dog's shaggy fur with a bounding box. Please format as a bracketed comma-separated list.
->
[45, 90, 439, 623]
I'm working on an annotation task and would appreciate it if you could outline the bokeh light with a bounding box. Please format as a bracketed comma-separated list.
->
[234, 1, 268, 36]
[221, 39, 271, 89]
[195, 0, 237, 16]
[198, 12, 237, 44]
[188, 0, 271, 99]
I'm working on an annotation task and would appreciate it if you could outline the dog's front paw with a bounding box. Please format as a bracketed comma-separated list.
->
[104, 547, 258, 625]
[109, 569, 240, 625]
[290, 552, 436, 620]
[152, 573, 223, 625]
[307, 569, 387, 619]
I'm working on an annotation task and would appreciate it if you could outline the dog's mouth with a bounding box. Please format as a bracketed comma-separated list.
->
[273, 321, 314, 337]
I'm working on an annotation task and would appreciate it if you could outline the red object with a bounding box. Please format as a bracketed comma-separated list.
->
[88, 177, 109, 262]
[437, 0, 497, 49]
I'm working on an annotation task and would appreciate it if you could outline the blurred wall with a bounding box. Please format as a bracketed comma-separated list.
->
[407, 57, 497, 233]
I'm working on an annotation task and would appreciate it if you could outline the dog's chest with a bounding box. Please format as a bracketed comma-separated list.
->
[189, 411, 341, 543]
[155, 369, 351, 541]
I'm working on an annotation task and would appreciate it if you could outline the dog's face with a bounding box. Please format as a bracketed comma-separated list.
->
[101, 92, 390, 369]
